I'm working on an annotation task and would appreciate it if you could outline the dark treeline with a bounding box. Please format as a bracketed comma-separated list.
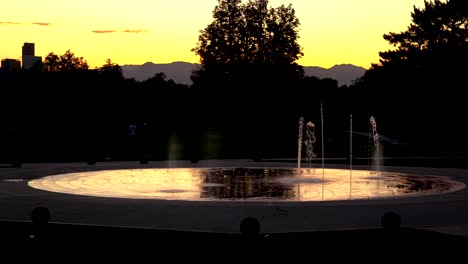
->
[0, 63, 341, 162]
[351, 0, 467, 158]
[3, 58, 461, 163]
[0, 0, 465, 163]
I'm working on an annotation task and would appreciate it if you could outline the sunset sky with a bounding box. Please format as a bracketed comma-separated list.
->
[0, 0, 427, 69]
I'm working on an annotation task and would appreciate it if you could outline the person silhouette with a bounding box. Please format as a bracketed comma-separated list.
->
[128, 123, 137, 138]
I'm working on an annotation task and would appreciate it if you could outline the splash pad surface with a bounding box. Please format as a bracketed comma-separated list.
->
[28, 167, 464, 201]
[2, 162, 468, 233]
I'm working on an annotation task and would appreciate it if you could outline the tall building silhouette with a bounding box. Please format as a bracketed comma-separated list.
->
[22, 43, 35, 56]
[22, 42, 41, 70]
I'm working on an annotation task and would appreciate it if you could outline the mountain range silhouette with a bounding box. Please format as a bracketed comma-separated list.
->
[121, 61, 367, 86]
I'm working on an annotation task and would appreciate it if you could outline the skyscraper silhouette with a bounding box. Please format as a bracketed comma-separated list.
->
[22, 42, 41, 70]
[22, 43, 35, 56]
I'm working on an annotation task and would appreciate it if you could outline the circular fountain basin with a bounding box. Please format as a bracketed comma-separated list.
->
[28, 168, 464, 201]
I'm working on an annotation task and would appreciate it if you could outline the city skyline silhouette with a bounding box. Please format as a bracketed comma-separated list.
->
[1, 0, 428, 68]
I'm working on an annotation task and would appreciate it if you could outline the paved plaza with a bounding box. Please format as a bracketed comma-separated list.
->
[1, 160, 467, 235]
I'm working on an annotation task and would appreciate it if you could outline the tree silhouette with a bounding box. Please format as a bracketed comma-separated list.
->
[193, 0, 303, 65]
[193, 0, 244, 65]
[353, 0, 467, 156]
[380, 0, 467, 66]
[99, 58, 123, 80]
[359, 0, 467, 88]
[189, 0, 308, 159]
[100, 59, 121, 73]
[41, 52, 60, 72]
[41, 50, 89, 72]
[191, 0, 304, 90]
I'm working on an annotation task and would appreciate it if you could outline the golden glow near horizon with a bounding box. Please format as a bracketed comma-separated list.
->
[0, 0, 427, 69]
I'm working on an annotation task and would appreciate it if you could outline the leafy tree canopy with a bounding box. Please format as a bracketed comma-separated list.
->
[360, 0, 467, 88]
[193, 0, 303, 65]
[191, 0, 304, 88]
[352, 0, 467, 145]
[42, 50, 89, 72]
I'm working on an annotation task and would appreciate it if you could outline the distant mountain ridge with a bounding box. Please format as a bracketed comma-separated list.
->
[122, 61, 199, 85]
[303, 64, 367, 86]
[122, 62, 367, 86]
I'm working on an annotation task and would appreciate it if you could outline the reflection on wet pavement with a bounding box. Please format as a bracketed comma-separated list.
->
[28, 168, 465, 201]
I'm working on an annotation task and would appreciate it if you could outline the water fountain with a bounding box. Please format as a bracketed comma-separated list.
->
[304, 121, 317, 167]
[320, 101, 325, 176]
[297, 117, 304, 169]
[298, 118, 317, 169]
[27, 117, 465, 202]
[350, 114, 353, 197]
[370, 116, 383, 173]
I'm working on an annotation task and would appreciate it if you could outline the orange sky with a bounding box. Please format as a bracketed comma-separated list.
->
[0, 0, 427, 69]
